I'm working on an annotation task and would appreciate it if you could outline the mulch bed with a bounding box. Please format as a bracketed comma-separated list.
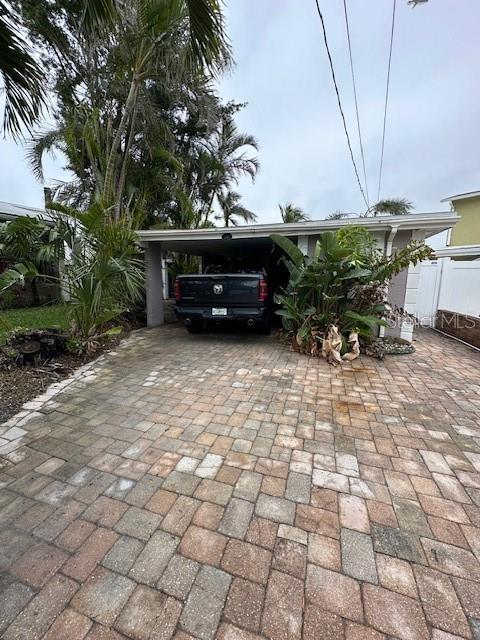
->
[0, 309, 147, 424]
[0, 351, 95, 423]
[0, 331, 131, 424]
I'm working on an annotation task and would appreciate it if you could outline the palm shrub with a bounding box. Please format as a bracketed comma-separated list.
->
[271, 227, 432, 360]
[0, 216, 61, 306]
[0, 206, 144, 349]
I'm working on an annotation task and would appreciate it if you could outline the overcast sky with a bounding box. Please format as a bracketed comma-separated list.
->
[1, 0, 479, 229]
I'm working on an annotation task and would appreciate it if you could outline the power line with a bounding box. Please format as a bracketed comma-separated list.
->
[342, 0, 370, 209]
[377, 0, 397, 201]
[313, 0, 369, 211]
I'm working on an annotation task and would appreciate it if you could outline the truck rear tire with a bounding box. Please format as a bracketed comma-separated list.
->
[257, 319, 271, 335]
[186, 321, 202, 334]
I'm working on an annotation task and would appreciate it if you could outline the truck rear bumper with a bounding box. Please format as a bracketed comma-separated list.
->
[175, 306, 269, 322]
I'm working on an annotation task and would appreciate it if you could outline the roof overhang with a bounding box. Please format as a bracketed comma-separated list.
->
[0, 200, 55, 224]
[440, 191, 480, 203]
[137, 212, 459, 247]
[434, 244, 480, 258]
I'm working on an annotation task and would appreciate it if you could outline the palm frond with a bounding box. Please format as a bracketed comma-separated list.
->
[185, 0, 232, 73]
[80, 0, 118, 34]
[25, 128, 63, 182]
[0, 2, 45, 138]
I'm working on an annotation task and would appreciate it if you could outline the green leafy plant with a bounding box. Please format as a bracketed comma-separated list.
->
[0, 217, 60, 306]
[0, 208, 144, 343]
[279, 203, 309, 223]
[271, 227, 433, 361]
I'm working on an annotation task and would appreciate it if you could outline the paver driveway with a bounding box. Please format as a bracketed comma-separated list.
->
[1, 325, 480, 640]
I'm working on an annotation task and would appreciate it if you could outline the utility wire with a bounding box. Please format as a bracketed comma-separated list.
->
[342, 0, 370, 209]
[313, 0, 369, 211]
[377, 0, 397, 201]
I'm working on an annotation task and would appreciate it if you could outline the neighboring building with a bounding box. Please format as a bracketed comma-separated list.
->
[0, 199, 53, 223]
[441, 190, 480, 251]
[0, 200, 59, 308]
[413, 192, 480, 349]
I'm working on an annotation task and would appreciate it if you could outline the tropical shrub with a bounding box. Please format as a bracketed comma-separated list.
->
[0, 207, 144, 350]
[0, 216, 61, 306]
[271, 227, 433, 363]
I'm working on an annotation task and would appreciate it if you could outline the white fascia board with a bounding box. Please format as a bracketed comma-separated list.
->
[137, 212, 459, 243]
[435, 244, 480, 258]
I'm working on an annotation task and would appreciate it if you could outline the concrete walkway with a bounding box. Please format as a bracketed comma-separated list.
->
[1, 325, 480, 640]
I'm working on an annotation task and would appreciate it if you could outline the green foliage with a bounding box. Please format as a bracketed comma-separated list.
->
[279, 204, 309, 223]
[270, 234, 304, 268]
[217, 190, 257, 227]
[326, 211, 350, 220]
[0, 262, 40, 291]
[0, 0, 45, 138]
[168, 254, 200, 282]
[327, 198, 413, 220]
[271, 228, 433, 355]
[0, 210, 144, 341]
[14, 0, 255, 229]
[0, 217, 56, 265]
[0, 304, 68, 344]
[365, 198, 414, 217]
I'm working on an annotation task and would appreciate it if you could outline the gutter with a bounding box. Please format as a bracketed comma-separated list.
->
[385, 225, 398, 257]
[138, 213, 460, 243]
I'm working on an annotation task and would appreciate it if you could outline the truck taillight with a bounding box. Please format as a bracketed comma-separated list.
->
[259, 278, 268, 301]
[174, 279, 181, 302]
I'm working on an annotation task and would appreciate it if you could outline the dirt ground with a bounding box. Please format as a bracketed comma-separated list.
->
[0, 351, 97, 423]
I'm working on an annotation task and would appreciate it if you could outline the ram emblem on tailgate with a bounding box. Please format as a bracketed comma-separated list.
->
[213, 284, 223, 294]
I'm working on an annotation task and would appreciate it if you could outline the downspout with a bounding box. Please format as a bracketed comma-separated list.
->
[385, 224, 398, 257]
[381, 225, 398, 337]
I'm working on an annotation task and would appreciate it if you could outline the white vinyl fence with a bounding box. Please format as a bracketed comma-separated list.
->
[416, 258, 480, 326]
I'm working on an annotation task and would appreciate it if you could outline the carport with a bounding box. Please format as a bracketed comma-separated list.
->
[137, 212, 459, 340]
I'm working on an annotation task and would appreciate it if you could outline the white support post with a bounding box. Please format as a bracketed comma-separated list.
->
[162, 255, 169, 300]
[297, 235, 309, 256]
[146, 243, 165, 327]
[398, 230, 425, 342]
[381, 226, 398, 338]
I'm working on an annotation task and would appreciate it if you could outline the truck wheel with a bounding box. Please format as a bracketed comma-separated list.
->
[186, 321, 202, 334]
[257, 319, 271, 335]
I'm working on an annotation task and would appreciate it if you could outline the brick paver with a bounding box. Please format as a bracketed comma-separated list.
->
[1, 325, 480, 639]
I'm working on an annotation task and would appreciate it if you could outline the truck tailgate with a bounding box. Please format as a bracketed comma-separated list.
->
[177, 275, 261, 306]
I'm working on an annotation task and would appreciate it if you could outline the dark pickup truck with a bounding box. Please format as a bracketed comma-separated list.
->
[174, 272, 272, 334]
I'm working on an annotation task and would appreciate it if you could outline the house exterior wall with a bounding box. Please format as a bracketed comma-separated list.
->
[450, 196, 480, 246]
[385, 230, 423, 342]
[387, 231, 412, 311]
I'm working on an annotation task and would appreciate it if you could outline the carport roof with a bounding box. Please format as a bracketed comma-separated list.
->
[138, 211, 459, 246]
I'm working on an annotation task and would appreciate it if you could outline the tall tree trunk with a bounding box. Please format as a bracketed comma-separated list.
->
[202, 190, 216, 227]
[115, 99, 139, 220]
[102, 77, 139, 214]
[30, 278, 40, 306]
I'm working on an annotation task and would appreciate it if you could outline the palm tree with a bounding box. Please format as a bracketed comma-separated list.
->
[98, 0, 231, 217]
[0, 0, 122, 138]
[0, 216, 57, 305]
[0, 1, 45, 138]
[202, 114, 259, 223]
[366, 198, 414, 217]
[5, 0, 230, 215]
[327, 211, 350, 220]
[217, 190, 257, 227]
[279, 203, 309, 223]
[214, 115, 259, 184]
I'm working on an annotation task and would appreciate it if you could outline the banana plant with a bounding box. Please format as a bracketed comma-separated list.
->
[271, 227, 432, 360]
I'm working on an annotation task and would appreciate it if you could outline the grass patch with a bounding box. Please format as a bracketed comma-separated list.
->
[0, 304, 69, 344]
